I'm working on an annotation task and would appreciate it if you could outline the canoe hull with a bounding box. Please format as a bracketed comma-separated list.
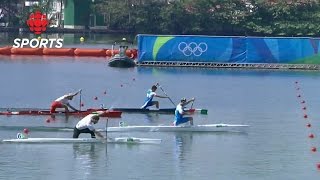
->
[0, 110, 122, 118]
[108, 56, 136, 68]
[111, 108, 207, 114]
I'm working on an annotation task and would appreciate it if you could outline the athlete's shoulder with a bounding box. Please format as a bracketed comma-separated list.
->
[178, 103, 185, 109]
[62, 94, 69, 98]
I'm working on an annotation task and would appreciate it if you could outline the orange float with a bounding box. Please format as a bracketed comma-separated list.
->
[11, 48, 43, 55]
[43, 48, 75, 56]
[74, 48, 107, 56]
[125, 49, 135, 59]
[0, 46, 12, 55]
[131, 48, 138, 58]
[0, 46, 138, 58]
[106, 49, 120, 57]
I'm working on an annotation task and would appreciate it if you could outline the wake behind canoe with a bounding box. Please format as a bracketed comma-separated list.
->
[2, 137, 162, 144]
[111, 108, 208, 114]
[0, 109, 121, 118]
[106, 124, 249, 132]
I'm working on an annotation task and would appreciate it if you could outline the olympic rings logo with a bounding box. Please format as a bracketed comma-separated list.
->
[178, 42, 208, 56]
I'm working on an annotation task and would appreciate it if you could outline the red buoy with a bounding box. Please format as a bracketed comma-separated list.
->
[317, 163, 320, 170]
[306, 123, 311, 128]
[103, 91, 107, 95]
[23, 128, 29, 134]
[302, 107, 307, 110]
[309, 134, 315, 138]
[311, 147, 317, 152]
[297, 95, 301, 98]
[304, 114, 308, 118]
[301, 100, 305, 104]
[81, 103, 84, 107]
[94, 96, 98, 100]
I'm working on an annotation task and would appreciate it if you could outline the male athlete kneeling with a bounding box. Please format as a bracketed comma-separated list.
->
[73, 112, 104, 139]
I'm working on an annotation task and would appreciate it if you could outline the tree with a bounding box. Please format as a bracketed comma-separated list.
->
[245, 0, 320, 36]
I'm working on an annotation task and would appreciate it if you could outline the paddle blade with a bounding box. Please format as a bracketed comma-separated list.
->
[200, 109, 208, 115]
[188, 108, 207, 115]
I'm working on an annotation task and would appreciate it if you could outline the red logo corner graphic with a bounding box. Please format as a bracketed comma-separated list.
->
[26, 11, 48, 35]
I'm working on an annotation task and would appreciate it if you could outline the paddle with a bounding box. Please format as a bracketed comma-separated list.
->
[190, 99, 194, 109]
[105, 118, 109, 140]
[105, 118, 115, 142]
[156, 83, 176, 107]
[79, 89, 82, 111]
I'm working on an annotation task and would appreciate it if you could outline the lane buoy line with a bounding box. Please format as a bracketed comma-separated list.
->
[294, 81, 320, 170]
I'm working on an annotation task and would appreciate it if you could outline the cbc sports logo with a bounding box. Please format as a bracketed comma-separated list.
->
[13, 10, 63, 48]
[27, 11, 48, 35]
[178, 42, 208, 56]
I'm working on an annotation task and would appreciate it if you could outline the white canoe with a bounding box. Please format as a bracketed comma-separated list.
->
[2, 137, 162, 144]
[106, 124, 249, 132]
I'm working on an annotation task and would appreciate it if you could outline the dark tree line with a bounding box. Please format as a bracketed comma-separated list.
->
[0, 0, 54, 27]
[92, 0, 320, 36]
[2, 0, 320, 36]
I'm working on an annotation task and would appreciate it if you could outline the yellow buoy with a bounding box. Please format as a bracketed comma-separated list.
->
[80, 37, 85, 42]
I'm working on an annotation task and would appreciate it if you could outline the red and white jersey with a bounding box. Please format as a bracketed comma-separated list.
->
[54, 95, 69, 105]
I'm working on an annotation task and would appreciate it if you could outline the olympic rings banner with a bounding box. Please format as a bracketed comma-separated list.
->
[137, 34, 320, 64]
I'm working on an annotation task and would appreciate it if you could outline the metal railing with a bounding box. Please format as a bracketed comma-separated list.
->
[136, 61, 320, 70]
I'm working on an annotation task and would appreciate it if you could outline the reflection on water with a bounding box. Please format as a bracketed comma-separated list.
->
[73, 144, 104, 178]
[172, 133, 193, 180]
[73, 143, 100, 159]
[46, 115, 70, 123]
[143, 113, 160, 123]
[174, 133, 193, 161]
[173, 132, 249, 162]
[142, 113, 174, 125]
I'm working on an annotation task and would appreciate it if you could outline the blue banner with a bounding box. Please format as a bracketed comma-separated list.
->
[137, 34, 320, 64]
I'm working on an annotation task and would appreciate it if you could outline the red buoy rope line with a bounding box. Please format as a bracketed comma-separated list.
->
[294, 81, 320, 170]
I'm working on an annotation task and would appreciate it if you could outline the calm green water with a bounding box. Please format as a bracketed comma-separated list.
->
[0, 35, 320, 179]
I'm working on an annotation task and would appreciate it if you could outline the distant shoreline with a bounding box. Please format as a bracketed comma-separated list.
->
[0, 27, 134, 34]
